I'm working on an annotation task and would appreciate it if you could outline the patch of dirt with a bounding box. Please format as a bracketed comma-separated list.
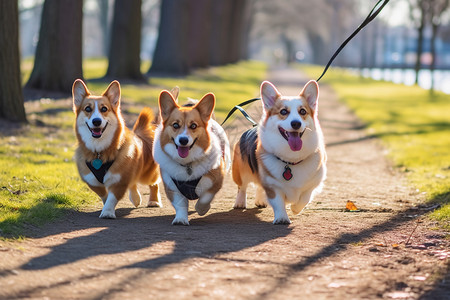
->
[0, 67, 448, 300]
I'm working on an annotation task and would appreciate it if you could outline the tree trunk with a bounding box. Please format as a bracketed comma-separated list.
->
[238, 0, 254, 61]
[105, 0, 143, 80]
[227, 0, 246, 64]
[429, 22, 438, 94]
[25, 0, 83, 93]
[148, 0, 190, 76]
[0, 1, 27, 122]
[414, 10, 426, 85]
[209, 0, 233, 66]
[99, 0, 110, 57]
[187, 0, 212, 69]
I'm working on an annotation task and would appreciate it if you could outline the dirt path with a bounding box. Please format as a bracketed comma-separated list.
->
[0, 67, 448, 300]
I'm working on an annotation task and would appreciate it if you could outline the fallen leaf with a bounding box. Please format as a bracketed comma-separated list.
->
[345, 200, 359, 211]
[392, 243, 400, 249]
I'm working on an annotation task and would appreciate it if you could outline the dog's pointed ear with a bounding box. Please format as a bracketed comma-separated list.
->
[102, 80, 121, 108]
[195, 93, 215, 123]
[300, 80, 319, 114]
[72, 79, 90, 112]
[261, 81, 281, 111]
[170, 86, 180, 102]
[159, 90, 179, 121]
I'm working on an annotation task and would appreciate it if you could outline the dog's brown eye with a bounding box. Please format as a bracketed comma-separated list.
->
[85, 106, 92, 112]
[173, 122, 180, 129]
[300, 108, 307, 115]
[101, 106, 108, 112]
[280, 108, 288, 115]
[190, 123, 197, 130]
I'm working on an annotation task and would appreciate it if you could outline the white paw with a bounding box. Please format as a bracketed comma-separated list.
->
[99, 209, 116, 219]
[273, 217, 291, 225]
[234, 191, 247, 209]
[172, 216, 189, 226]
[147, 200, 162, 208]
[233, 203, 246, 209]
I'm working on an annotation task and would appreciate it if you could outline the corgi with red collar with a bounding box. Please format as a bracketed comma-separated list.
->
[153, 90, 230, 225]
[72, 79, 161, 219]
[232, 80, 327, 224]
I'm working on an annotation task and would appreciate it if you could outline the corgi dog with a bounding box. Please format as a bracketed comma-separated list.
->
[232, 80, 327, 224]
[153, 90, 230, 225]
[72, 79, 161, 219]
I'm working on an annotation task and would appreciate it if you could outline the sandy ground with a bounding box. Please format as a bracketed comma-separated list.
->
[0, 67, 448, 300]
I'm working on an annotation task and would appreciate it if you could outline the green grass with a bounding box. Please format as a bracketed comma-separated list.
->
[0, 58, 266, 238]
[301, 65, 450, 229]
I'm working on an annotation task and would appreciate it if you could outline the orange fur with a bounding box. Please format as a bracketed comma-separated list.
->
[73, 79, 161, 218]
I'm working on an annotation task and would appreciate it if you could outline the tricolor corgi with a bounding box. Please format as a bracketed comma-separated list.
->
[72, 79, 161, 219]
[232, 80, 327, 224]
[153, 90, 230, 225]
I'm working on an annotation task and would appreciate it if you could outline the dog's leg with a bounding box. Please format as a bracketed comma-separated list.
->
[171, 193, 189, 225]
[99, 192, 119, 219]
[88, 185, 108, 204]
[195, 192, 214, 216]
[147, 184, 162, 207]
[268, 190, 291, 224]
[100, 184, 127, 219]
[291, 190, 313, 215]
[233, 185, 247, 209]
[128, 185, 142, 207]
[255, 185, 268, 208]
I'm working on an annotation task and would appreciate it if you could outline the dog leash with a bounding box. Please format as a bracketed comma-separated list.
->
[316, 0, 390, 82]
[221, 0, 390, 127]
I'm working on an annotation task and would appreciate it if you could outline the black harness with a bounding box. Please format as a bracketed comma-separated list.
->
[86, 160, 114, 184]
[171, 177, 202, 200]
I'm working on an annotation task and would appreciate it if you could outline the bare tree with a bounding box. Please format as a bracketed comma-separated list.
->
[429, 0, 449, 92]
[0, 0, 27, 122]
[105, 0, 143, 80]
[148, 0, 190, 76]
[25, 0, 83, 93]
[149, 0, 253, 76]
[409, 0, 429, 85]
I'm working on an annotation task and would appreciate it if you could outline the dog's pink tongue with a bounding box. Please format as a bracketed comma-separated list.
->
[287, 132, 302, 151]
[178, 146, 189, 158]
[92, 128, 102, 137]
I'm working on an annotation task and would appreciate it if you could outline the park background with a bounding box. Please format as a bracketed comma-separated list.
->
[1, 0, 449, 243]
[0, 0, 449, 298]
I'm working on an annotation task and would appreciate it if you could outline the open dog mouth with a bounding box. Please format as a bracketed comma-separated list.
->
[173, 138, 197, 158]
[86, 122, 108, 138]
[279, 126, 305, 151]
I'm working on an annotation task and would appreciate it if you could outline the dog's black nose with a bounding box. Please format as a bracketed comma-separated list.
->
[92, 118, 102, 127]
[179, 137, 189, 146]
[291, 120, 301, 130]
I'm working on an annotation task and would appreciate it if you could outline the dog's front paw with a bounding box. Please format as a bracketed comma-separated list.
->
[99, 210, 116, 219]
[255, 202, 268, 208]
[172, 217, 189, 226]
[233, 203, 246, 209]
[195, 203, 211, 216]
[147, 200, 163, 208]
[273, 217, 291, 225]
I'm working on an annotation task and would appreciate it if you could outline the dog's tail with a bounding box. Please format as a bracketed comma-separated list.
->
[133, 108, 156, 149]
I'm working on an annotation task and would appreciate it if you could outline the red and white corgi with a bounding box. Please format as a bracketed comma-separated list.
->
[232, 80, 327, 224]
[72, 79, 161, 219]
[153, 90, 230, 225]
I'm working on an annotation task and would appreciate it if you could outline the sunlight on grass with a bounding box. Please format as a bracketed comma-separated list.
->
[301, 65, 450, 228]
[1, 59, 266, 238]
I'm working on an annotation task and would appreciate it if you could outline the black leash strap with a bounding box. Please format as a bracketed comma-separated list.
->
[221, 97, 260, 127]
[316, 0, 390, 82]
